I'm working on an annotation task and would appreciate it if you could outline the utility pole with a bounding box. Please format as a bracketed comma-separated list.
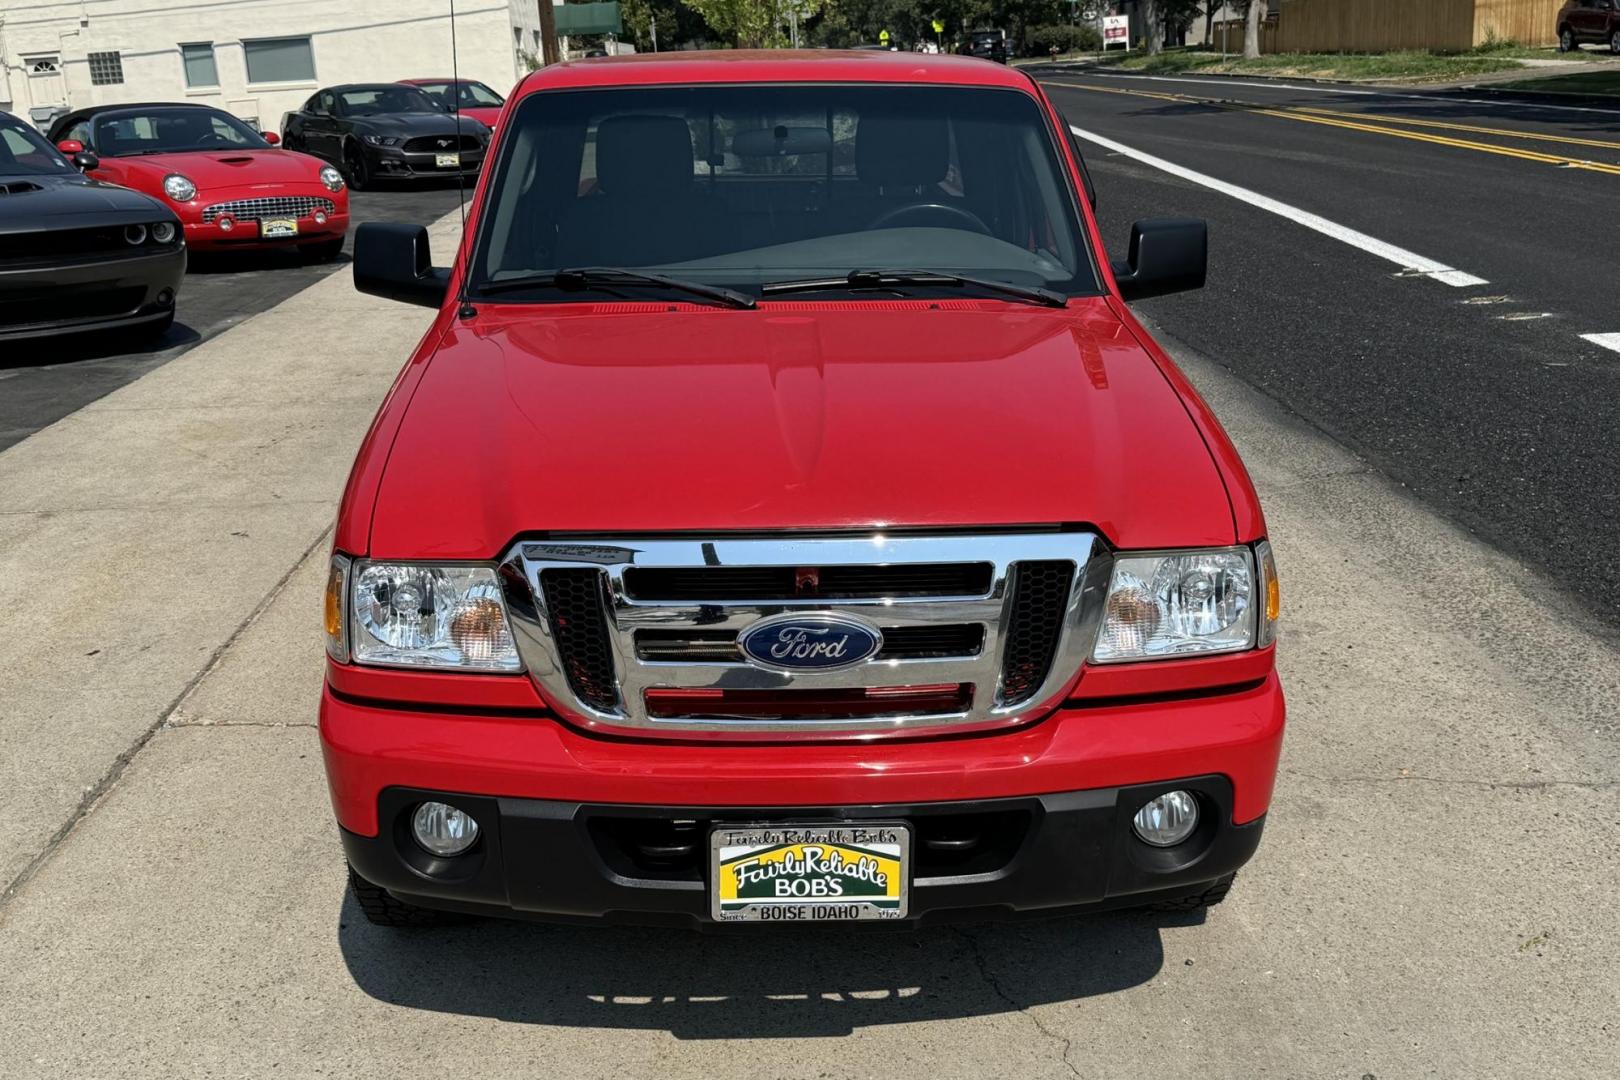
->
[538, 0, 561, 65]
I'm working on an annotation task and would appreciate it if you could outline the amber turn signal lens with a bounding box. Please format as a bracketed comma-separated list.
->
[1256, 540, 1280, 647]
[324, 555, 350, 662]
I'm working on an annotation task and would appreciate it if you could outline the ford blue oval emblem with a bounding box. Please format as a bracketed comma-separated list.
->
[738, 613, 883, 672]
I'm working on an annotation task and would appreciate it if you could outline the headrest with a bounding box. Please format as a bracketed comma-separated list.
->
[856, 112, 949, 189]
[595, 115, 694, 195]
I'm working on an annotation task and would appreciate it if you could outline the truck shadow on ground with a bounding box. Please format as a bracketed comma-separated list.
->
[338, 897, 1185, 1039]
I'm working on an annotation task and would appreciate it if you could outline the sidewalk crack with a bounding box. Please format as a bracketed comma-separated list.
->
[954, 927, 1081, 1079]
[0, 525, 333, 916]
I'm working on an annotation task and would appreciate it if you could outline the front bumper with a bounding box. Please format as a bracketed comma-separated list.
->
[0, 246, 184, 341]
[366, 144, 485, 180]
[343, 778, 1266, 928]
[183, 211, 348, 251]
[322, 672, 1284, 925]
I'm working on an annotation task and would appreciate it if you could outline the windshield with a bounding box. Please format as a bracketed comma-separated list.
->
[418, 81, 504, 109]
[472, 84, 1097, 302]
[92, 108, 267, 156]
[339, 87, 444, 116]
[0, 116, 74, 176]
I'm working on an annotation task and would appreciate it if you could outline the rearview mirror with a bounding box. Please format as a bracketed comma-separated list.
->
[71, 151, 100, 172]
[353, 222, 449, 308]
[1112, 218, 1207, 302]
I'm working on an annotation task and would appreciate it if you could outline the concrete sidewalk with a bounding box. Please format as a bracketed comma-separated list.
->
[1, 281, 1617, 1075]
[0, 212, 459, 901]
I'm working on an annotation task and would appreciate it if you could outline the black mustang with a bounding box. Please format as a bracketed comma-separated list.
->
[0, 110, 184, 345]
[279, 84, 489, 190]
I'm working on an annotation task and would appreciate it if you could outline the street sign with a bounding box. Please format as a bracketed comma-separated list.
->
[879, 29, 891, 45]
[932, 18, 944, 34]
[1103, 14, 1129, 50]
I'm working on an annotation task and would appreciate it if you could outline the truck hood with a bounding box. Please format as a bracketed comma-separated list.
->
[368, 298, 1235, 559]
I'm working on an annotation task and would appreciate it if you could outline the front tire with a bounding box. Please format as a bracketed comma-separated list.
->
[305, 237, 345, 262]
[347, 864, 465, 927]
[1611, 29, 1619, 54]
[1146, 872, 1236, 913]
[1559, 27, 1575, 52]
[342, 141, 371, 191]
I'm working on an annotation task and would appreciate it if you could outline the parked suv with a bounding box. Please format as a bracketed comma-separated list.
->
[960, 29, 1010, 62]
[328, 51, 1286, 929]
[1557, 0, 1620, 52]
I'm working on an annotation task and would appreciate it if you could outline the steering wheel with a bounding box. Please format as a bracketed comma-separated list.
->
[193, 132, 232, 147]
[867, 202, 991, 236]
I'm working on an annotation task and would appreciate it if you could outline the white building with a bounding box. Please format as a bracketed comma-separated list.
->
[0, 0, 543, 132]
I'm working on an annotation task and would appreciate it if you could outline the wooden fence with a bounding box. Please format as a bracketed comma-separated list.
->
[1265, 0, 1564, 53]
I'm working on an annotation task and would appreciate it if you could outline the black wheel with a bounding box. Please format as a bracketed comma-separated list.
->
[305, 237, 345, 262]
[1145, 872, 1236, 913]
[347, 864, 466, 927]
[1611, 29, 1619, 54]
[342, 142, 371, 191]
[1559, 27, 1575, 52]
[141, 310, 175, 342]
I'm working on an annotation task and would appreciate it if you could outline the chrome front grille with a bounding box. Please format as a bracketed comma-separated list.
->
[200, 196, 335, 223]
[500, 532, 1104, 738]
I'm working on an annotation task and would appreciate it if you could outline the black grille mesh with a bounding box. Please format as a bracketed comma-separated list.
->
[998, 561, 1073, 706]
[539, 569, 619, 712]
[623, 563, 993, 600]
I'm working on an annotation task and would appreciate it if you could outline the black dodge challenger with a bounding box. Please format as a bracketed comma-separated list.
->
[279, 84, 489, 190]
[1, 110, 185, 345]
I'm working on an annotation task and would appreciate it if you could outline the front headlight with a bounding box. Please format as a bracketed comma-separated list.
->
[1092, 546, 1263, 662]
[325, 557, 523, 672]
[318, 165, 345, 192]
[362, 134, 401, 147]
[162, 173, 196, 201]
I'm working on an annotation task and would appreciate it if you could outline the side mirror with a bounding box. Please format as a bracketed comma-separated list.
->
[353, 222, 450, 308]
[263, 131, 281, 145]
[56, 139, 84, 155]
[1112, 218, 1207, 302]
[72, 151, 101, 172]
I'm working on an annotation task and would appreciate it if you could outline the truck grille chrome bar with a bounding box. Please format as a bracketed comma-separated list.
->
[500, 532, 1104, 739]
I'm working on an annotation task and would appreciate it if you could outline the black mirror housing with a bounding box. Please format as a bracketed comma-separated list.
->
[353, 222, 450, 308]
[72, 151, 100, 172]
[1112, 218, 1208, 302]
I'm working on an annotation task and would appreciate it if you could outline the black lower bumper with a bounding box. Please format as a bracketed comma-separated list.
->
[0, 246, 184, 341]
[341, 776, 1266, 928]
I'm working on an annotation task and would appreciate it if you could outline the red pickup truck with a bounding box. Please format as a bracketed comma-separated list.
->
[325, 51, 1285, 929]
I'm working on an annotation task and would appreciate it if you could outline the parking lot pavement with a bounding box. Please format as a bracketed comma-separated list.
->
[1, 291, 1615, 1074]
[0, 182, 466, 452]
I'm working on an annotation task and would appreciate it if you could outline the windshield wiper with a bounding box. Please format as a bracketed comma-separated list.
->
[761, 269, 1068, 308]
[476, 267, 756, 309]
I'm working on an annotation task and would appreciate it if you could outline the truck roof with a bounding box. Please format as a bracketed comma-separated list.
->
[515, 49, 1037, 94]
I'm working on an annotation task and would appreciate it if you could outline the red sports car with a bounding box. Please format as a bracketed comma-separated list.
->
[48, 103, 350, 258]
[398, 78, 506, 131]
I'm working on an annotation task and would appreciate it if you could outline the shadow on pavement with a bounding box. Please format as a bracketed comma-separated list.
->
[338, 895, 1178, 1038]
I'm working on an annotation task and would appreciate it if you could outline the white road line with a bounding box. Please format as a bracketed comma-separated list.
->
[1070, 124, 1489, 287]
[1081, 71, 1620, 116]
[1580, 333, 1620, 353]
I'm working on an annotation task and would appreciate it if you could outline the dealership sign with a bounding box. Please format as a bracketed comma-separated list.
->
[1103, 14, 1130, 48]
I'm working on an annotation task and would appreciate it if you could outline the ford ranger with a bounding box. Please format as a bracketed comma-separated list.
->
[325, 50, 1285, 928]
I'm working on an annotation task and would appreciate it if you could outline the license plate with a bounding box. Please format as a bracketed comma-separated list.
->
[435, 152, 460, 168]
[260, 217, 298, 239]
[710, 823, 909, 922]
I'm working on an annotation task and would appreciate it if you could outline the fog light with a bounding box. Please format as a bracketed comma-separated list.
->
[1132, 790, 1199, 848]
[156, 288, 174, 306]
[411, 801, 479, 857]
[218, 215, 235, 232]
[314, 209, 327, 224]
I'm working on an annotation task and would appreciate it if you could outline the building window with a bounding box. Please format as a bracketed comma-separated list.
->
[28, 57, 61, 74]
[181, 42, 219, 88]
[87, 51, 124, 85]
[242, 36, 315, 84]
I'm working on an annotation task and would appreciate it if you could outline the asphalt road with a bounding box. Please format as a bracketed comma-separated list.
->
[1038, 68, 1620, 628]
[0, 181, 467, 452]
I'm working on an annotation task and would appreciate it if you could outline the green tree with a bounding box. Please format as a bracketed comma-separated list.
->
[686, 0, 830, 47]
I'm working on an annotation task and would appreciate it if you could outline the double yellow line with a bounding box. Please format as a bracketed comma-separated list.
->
[1046, 80, 1620, 177]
